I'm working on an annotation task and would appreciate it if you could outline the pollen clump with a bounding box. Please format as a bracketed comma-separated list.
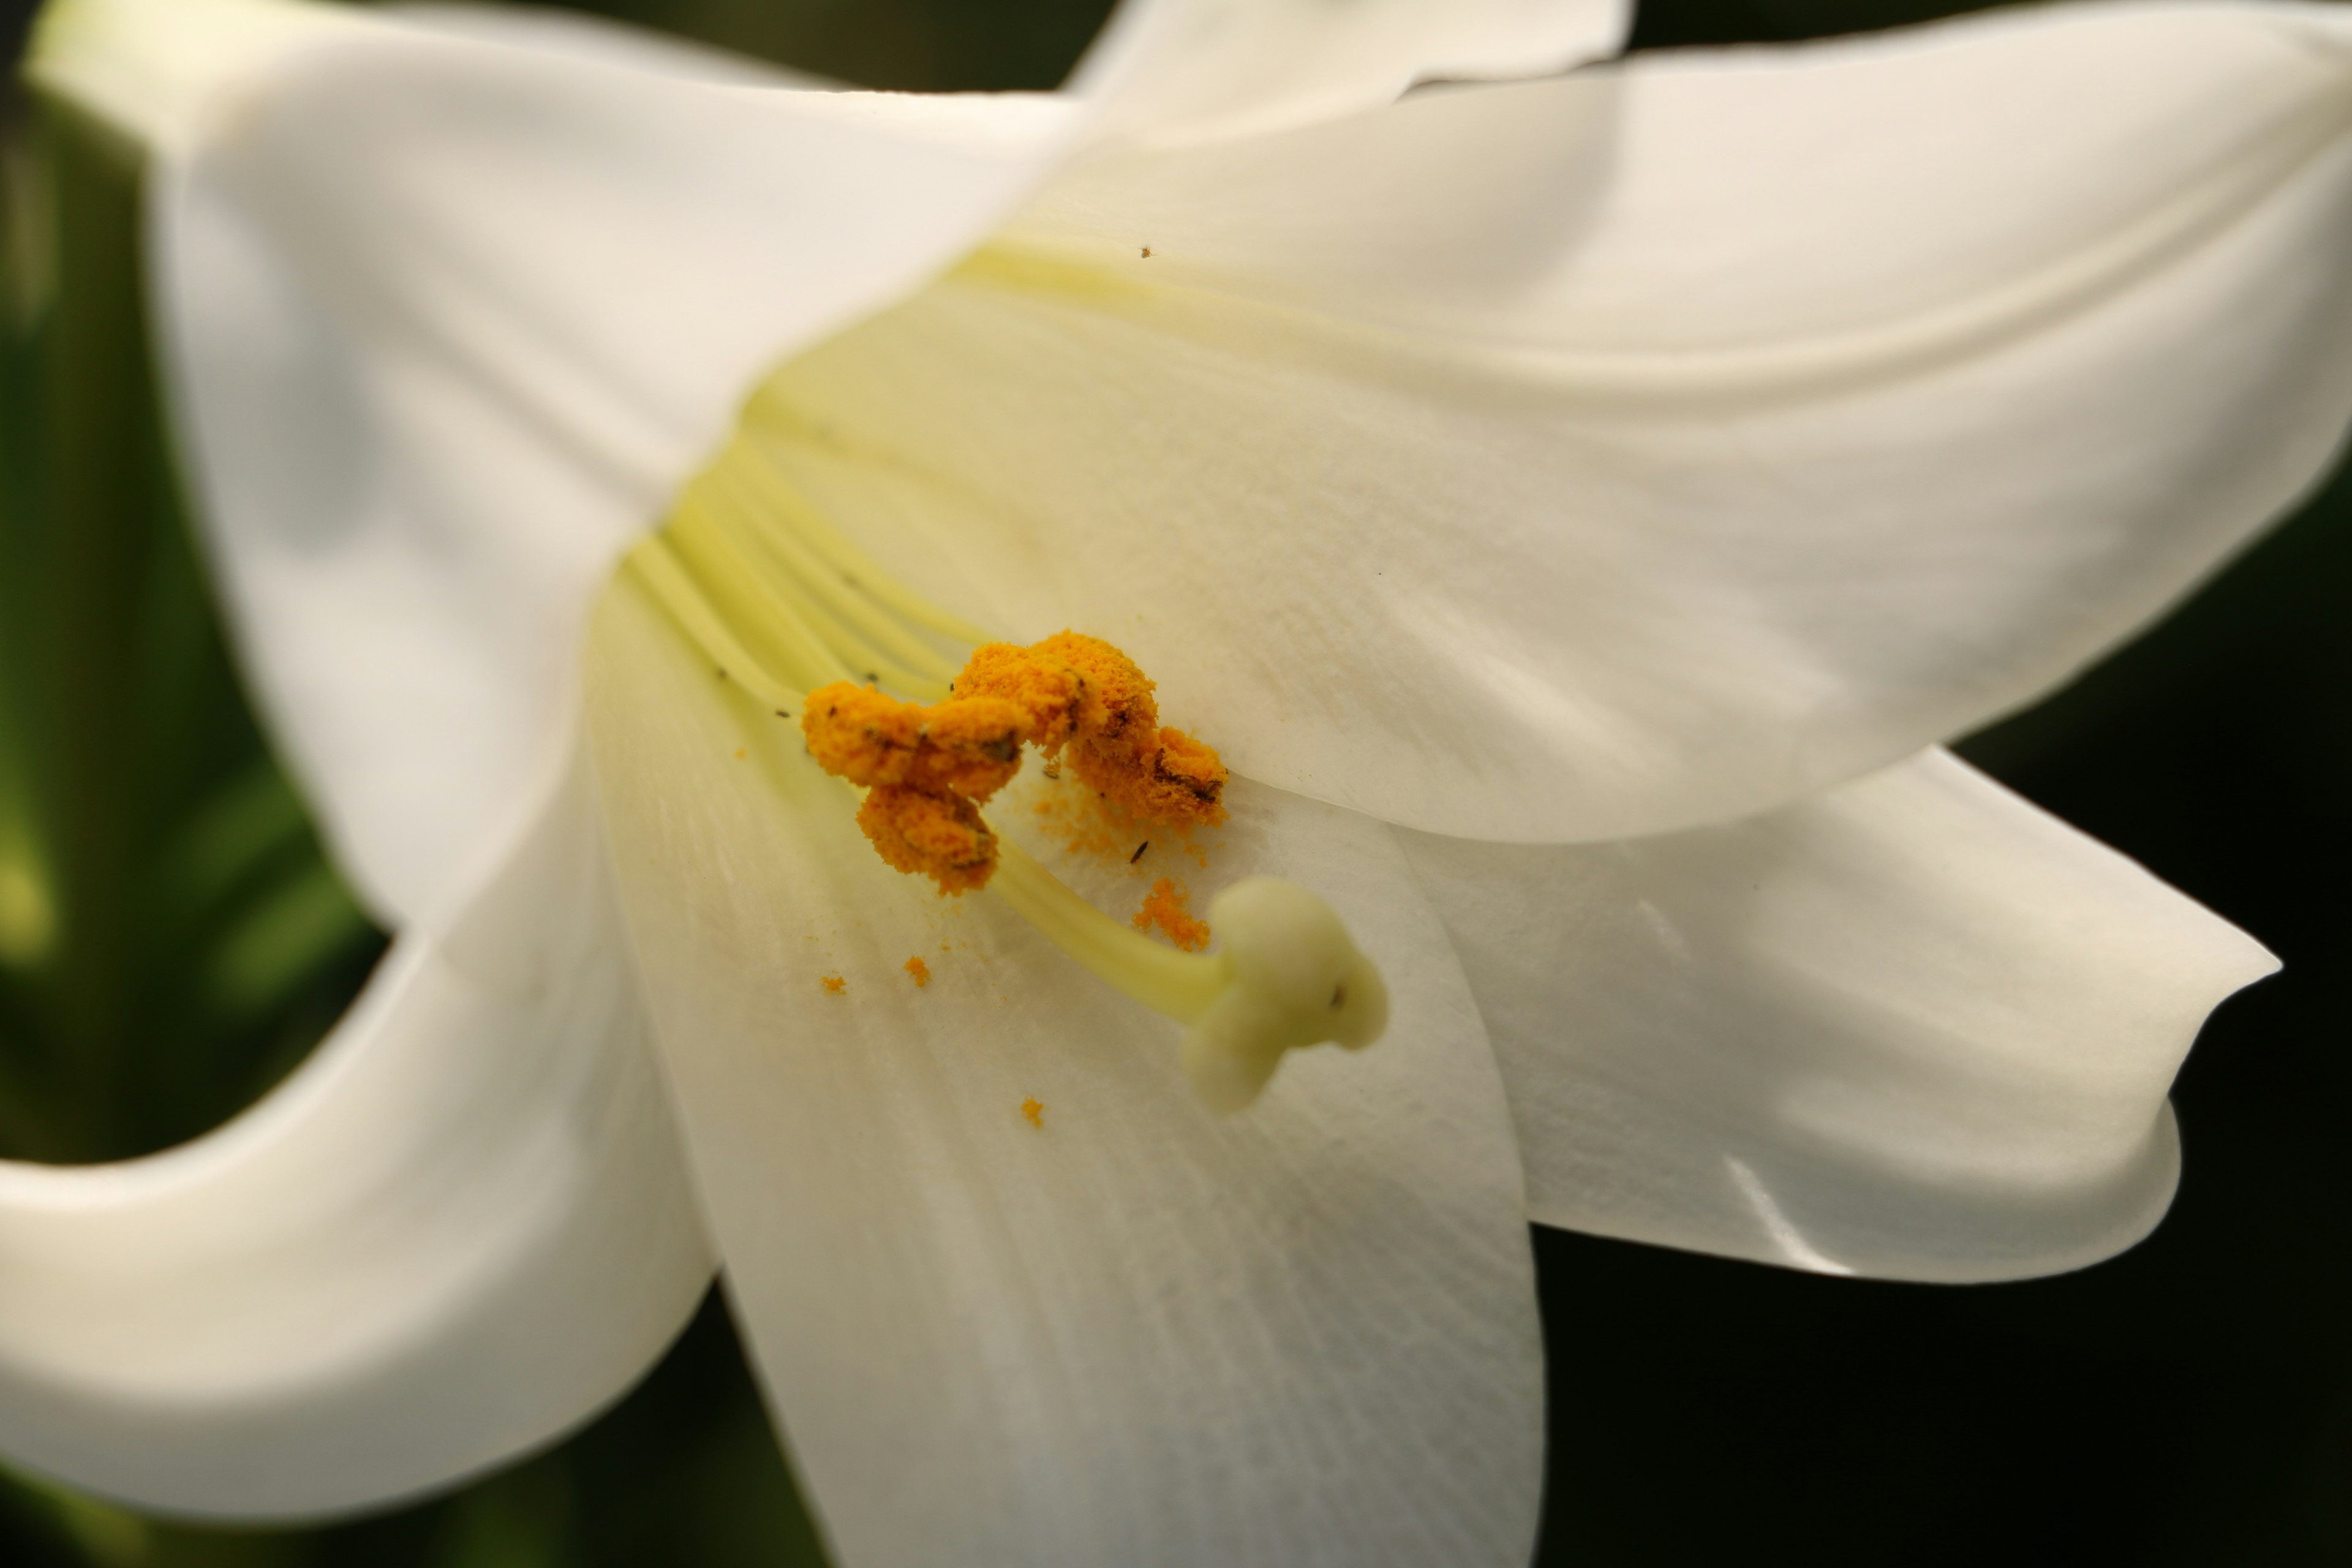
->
[904, 956, 931, 987]
[802, 683, 1025, 801]
[820, 973, 848, 995]
[956, 633, 1227, 828]
[1129, 727, 1227, 823]
[1020, 1096, 1046, 1128]
[804, 682, 1030, 894]
[804, 635, 1226, 894]
[858, 786, 998, 895]
[954, 639, 1085, 750]
[1133, 876, 1212, 953]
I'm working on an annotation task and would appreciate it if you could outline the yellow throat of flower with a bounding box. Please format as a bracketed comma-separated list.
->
[621, 406, 1387, 1113]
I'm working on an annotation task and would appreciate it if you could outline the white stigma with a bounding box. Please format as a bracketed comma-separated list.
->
[1180, 878, 1389, 1114]
[984, 845, 1389, 1114]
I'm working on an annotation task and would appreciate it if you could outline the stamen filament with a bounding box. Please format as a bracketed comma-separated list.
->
[667, 501, 856, 692]
[625, 539, 804, 712]
[708, 513, 947, 698]
[730, 431, 993, 644]
[704, 468, 962, 685]
[990, 837, 1227, 1022]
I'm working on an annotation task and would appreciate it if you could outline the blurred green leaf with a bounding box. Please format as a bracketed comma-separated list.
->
[39, 1488, 149, 1568]
[0, 792, 55, 973]
[200, 857, 372, 1023]
[427, 1466, 574, 1568]
[0, 92, 392, 1166]
[0, 1462, 156, 1568]
[499, 0, 1114, 89]
[156, 766, 311, 932]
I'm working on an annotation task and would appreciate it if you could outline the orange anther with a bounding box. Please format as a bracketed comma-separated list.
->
[806, 635, 1225, 893]
[858, 785, 998, 895]
[802, 682, 1026, 801]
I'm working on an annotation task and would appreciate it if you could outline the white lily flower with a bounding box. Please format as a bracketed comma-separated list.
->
[8, 0, 2352, 1561]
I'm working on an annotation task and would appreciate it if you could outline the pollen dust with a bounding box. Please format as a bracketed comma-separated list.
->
[1029, 771, 1216, 875]
[1133, 877, 1211, 952]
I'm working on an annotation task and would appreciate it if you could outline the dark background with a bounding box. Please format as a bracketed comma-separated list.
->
[0, 0, 2343, 1563]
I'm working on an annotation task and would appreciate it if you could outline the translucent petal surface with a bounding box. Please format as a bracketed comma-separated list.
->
[763, 1, 2352, 842]
[586, 579, 1542, 1568]
[0, 755, 711, 1517]
[1398, 750, 2277, 1283]
[78, 0, 1079, 926]
[30, 0, 362, 157]
[1072, 0, 1627, 145]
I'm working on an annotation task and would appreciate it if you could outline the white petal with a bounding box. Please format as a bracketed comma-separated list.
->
[766, 1, 2352, 842]
[33, 0, 1085, 926]
[1397, 750, 2277, 1284]
[29, 0, 363, 157]
[585, 578, 1542, 1568]
[1071, 0, 1627, 146]
[0, 752, 712, 1516]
